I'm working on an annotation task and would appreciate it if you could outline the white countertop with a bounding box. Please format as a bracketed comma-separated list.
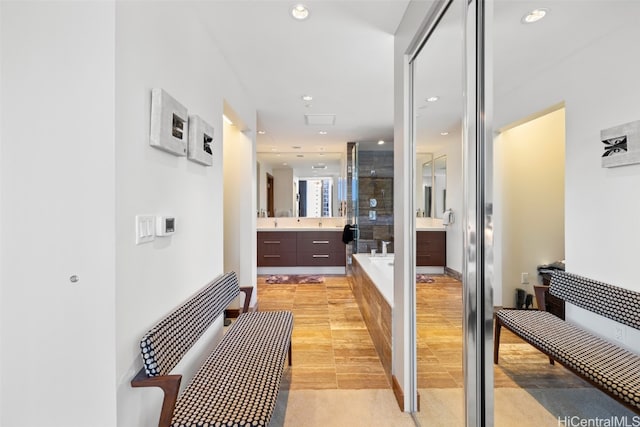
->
[257, 227, 343, 232]
[416, 217, 446, 231]
[257, 217, 346, 231]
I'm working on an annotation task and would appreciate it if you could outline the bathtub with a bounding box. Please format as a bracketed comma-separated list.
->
[351, 253, 393, 382]
[352, 254, 394, 306]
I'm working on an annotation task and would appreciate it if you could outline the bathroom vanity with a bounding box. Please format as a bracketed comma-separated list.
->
[257, 230, 345, 268]
[256, 217, 346, 274]
[415, 218, 446, 273]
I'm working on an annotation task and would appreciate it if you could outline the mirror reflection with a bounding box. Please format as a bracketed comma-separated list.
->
[256, 151, 346, 218]
[433, 156, 446, 218]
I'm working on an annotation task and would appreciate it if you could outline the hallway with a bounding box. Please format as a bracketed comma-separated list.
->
[261, 274, 636, 426]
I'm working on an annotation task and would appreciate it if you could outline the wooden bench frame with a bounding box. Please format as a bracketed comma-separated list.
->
[131, 273, 293, 427]
[494, 271, 640, 415]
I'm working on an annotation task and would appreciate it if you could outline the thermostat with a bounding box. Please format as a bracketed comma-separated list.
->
[156, 216, 175, 236]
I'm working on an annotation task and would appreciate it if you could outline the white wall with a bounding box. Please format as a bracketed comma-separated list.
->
[493, 5, 640, 335]
[0, 2, 117, 426]
[433, 131, 463, 274]
[114, 2, 255, 426]
[393, 0, 436, 411]
[223, 121, 257, 307]
[494, 108, 565, 307]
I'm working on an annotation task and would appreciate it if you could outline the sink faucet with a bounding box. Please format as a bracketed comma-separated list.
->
[381, 241, 390, 256]
[274, 218, 278, 228]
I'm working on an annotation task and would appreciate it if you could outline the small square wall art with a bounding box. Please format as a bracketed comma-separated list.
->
[188, 115, 214, 166]
[149, 88, 188, 156]
[601, 120, 640, 168]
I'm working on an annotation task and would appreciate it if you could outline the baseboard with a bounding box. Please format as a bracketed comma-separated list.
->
[445, 267, 462, 281]
[392, 375, 404, 410]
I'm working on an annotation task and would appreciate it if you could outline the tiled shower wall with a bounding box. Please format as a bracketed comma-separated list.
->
[356, 149, 394, 254]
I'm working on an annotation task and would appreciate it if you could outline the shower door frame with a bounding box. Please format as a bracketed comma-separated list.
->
[405, 0, 494, 425]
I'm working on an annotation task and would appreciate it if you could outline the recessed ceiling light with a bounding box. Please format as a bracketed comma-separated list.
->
[318, 131, 327, 135]
[378, 140, 385, 145]
[270, 147, 277, 152]
[440, 132, 449, 136]
[301, 95, 313, 101]
[426, 96, 439, 102]
[283, 162, 288, 166]
[258, 130, 266, 135]
[291, 4, 309, 20]
[521, 8, 548, 24]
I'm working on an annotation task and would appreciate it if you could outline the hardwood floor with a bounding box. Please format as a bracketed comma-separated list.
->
[258, 274, 591, 392]
[258, 276, 390, 390]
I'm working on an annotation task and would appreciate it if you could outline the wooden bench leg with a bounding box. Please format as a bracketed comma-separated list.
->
[549, 357, 555, 365]
[131, 368, 182, 427]
[493, 317, 502, 364]
[288, 342, 292, 366]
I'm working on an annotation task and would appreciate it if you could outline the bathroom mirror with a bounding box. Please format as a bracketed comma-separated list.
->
[257, 151, 346, 218]
[433, 155, 447, 218]
[416, 152, 433, 217]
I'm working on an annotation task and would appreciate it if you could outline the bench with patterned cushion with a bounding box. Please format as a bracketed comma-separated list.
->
[494, 271, 640, 414]
[131, 272, 293, 427]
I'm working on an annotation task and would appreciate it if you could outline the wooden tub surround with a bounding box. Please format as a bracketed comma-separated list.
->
[350, 257, 392, 383]
[131, 272, 293, 427]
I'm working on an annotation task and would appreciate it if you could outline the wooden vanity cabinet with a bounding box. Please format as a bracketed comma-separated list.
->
[257, 231, 297, 266]
[296, 231, 345, 266]
[257, 231, 345, 267]
[416, 231, 446, 266]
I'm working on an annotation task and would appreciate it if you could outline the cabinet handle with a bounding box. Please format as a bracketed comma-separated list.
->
[313, 254, 329, 258]
[312, 240, 329, 244]
[263, 241, 280, 244]
[263, 255, 281, 258]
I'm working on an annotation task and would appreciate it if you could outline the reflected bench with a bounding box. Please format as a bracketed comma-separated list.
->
[494, 271, 640, 414]
[131, 271, 293, 427]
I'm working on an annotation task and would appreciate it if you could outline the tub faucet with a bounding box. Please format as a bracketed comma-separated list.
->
[381, 241, 390, 256]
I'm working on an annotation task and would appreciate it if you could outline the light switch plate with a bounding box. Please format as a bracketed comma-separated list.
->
[136, 215, 156, 245]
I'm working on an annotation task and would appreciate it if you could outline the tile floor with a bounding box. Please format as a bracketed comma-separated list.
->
[259, 274, 634, 426]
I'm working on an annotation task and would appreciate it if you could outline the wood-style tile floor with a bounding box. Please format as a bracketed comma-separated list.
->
[417, 275, 591, 389]
[258, 274, 591, 392]
[257, 276, 390, 390]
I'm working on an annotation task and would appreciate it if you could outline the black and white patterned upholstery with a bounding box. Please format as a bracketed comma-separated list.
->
[136, 271, 294, 426]
[496, 272, 640, 412]
[550, 271, 640, 330]
[171, 311, 294, 427]
[140, 272, 240, 376]
[496, 309, 640, 411]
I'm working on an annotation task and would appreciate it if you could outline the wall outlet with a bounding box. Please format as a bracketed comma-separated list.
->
[613, 324, 626, 343]
[521, 272, 529, 284]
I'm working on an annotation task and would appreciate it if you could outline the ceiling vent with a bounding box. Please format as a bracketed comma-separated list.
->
[305, 114, 336, 126]
[312, 164, 327, 169]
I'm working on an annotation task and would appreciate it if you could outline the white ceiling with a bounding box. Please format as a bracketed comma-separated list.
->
[192, 0, 410, 157]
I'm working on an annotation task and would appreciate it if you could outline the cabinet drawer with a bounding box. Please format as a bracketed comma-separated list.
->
[296, 249, 346, 266]
[258, 251, 297, 267]
[257, 232, 296, 255]
[296, 231, 343, 252]
[416, 253, 446, 266]
[416, 231, 446, 266]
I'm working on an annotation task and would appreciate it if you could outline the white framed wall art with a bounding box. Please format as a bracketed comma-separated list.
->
[188, 115, 214, 166]
[149, 88, 188, 156]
